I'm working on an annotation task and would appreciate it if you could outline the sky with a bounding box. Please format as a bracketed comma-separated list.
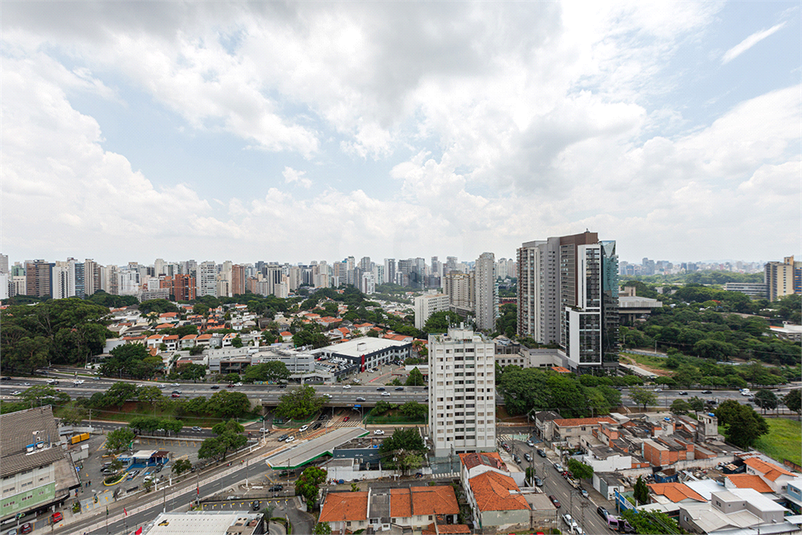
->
[1, 1, 799, 267]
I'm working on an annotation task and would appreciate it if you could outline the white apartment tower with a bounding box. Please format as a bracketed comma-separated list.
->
[414, 292, 450, 330]
[428, 325, 496, 457]
[474, 252, 498, 331]
[198, 261, 217, 297]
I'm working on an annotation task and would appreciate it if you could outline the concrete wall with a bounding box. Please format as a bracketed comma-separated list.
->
[479, 508, 530, 532]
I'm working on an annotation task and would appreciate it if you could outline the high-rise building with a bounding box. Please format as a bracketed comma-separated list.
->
[517, 231, 619, 372]
[428, 325, 496, 457]
[444, 272, 475, 313]
[414, 293, 450, 330]
[84, 259, 99, 297]
[163, 274, 196, 301]
[765, 256, 802, 301]
[100, 264, 118, 295]
[0, 253, 8, 274]
[198, 261, 217, 297]
[361, 272, 375, 294]
[51, 260, 76, 299]
[384, 259, 396, 287]
[25, 260, 53, 298]
[474, 252, 498, 331]
[231, 264, 247, 296]
[74, 261, 85, 298]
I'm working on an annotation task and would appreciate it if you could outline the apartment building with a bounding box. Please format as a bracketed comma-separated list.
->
[428, 325, 495, 457]
[764, 256, 802, 301]
[474, 252, 498, 331]
[414, 292, 450, 330]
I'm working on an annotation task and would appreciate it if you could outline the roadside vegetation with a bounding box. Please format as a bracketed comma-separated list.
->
[752, 418, 802, 466]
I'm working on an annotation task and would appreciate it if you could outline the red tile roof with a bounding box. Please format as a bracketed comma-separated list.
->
[180, 335, 197, 340]
[727, 474, 774, 493]
[422, 524, 471, 535]
[468, 471, 530, 512]
[743, 457, 796, 480]
[390, 486, 459, 517]
[155, 323, 174, 330]
[647, 483, 705, 503]
[319, 492, 368, 522]
[551, 366, 571, 373]
[459, 452, 505, 471]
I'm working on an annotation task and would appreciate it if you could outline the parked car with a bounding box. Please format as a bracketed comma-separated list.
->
[513, 455, 521, 463]
[537, 449, 547, 458]
[597, 506, 609, 519]
[299, 425, 309, 432]
[313, 423, 322, 430]
[553, 463, 564, 472]
[51, 512, 63, 523]
[534, 476, 543, 487]
[524, 453, 532, 462]
[549, 495, 561, 508]
[19, 523, 32, 534]
[527, 439, 534, 447]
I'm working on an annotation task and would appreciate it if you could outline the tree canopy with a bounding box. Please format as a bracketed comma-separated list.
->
[275, 385, 324, 421]
[243, 361, 290, 384]
[715, 400, 769, 448]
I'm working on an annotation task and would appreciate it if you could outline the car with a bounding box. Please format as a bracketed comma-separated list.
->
[172, 390, 181, 394]
[72, 381, 81, 386]
[126, 473, 136, 481]
[285, 436, 295, 442]
[701, 390, 713, 394]
[6, 528, 17, 535]
[51, 512, 63, 523]
[299, 425, 309, 432]
[549, 495, 561, 508]
[534, 476, 543, 487]
[526, 440, 534, 447]
[277, 434, 288, 442]
[259, 428, 269, 433]
[537, 449, 547, 458]
[597, 506, 609, 519]
[376, 387, 385, 391]
[524, 453, 532, 462]
[342, 385, 351, 389]
[313, 423, 322, 430]
[171, 393, 180, 398]
[395, 387, 404, 391]
[323, 393, 332, 398]
[356, 397, 366, 402]
[318, 414, 327, 420]
[373, 429, 385, 435]
[679, 391, 688, 395]
[580, 488, 589, 498]
[654, 387, 662, 392]
[502, 443, 511, 452]
[46, 379, 56, 384]
[157, 384, 165, 388]
[155, 465, 163, 473]
[562, 514, 575, 527]
[235, 382, 243, 386]
[19, 523, 32, 534]
[191, 426, 202, 431]
[0, 376, 11, 381]
[513, 455, 521, 463]
[381, 392, 390, 396]
[252, 501, 261, 511]
[343, 417, 350, 422]
[210, 385, 219, 390]
[269, 484, 283, 492]
[227, 384, 235, 388]
[553, 463, 564, 472]
[171, 383, 180, 387]
[11, 391, 21, 396]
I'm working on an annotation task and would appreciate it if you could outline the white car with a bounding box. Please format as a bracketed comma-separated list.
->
[285, 436, 295, 442]
[342, 385, 351, 389]
[373, 430, 385, 435]
[171, 383, 180, 387]
[299, 425, 308, 432]
[381, 392, 390, 396]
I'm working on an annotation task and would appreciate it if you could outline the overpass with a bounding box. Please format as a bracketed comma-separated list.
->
[265, 427, 369, 470]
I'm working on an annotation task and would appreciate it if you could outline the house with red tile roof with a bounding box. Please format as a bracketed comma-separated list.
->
[196, 333, 213, 346]
[180, 334, 197, 349]
[162, 334, 179, 351]
[352, 323, 374, 335]
[319, 486, 460, 533]
[465, 471, 530, 531]
[724, 474, 774, 494]
[552, 416, 617, 446]
[647, 482, 706, 504]
[155, 323, 174, 330]
[122, 335, 146, 344]
[280, 331, 293, 343]
[146, 334, 164, 349]
[742, 456, 798, 493]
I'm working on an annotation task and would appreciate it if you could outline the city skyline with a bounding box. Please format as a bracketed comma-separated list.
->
[2, 2, 799, 264]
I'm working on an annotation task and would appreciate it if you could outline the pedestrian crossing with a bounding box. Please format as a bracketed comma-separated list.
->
[431, 471, 458, 479]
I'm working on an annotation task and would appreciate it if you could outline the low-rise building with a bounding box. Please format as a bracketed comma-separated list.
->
[142, 511, 264, 535]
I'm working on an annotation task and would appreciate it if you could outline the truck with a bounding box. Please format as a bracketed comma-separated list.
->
[70, 433, 90, 445]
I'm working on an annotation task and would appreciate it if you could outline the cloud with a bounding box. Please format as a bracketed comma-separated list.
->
[722, 22, 787, 64]
[282, 167, 312, 189]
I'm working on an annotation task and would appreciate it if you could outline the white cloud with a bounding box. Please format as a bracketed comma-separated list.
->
[722, 22, 787, 64]
[282, 167, 312, 189]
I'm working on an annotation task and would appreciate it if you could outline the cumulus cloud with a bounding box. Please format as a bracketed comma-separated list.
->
[282, 167, 312, 189]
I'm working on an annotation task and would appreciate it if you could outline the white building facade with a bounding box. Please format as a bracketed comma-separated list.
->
[428, 326, 496, 457]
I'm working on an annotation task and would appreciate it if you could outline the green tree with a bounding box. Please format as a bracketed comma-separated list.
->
[224, 373, 241, 384]
[231, 335, 243, 348]
[19, 385, 61, 406]
[630, 386, 657, 411]
[688, 396, 705, 412]
[422, 310, 463, 333]
[139, 299, 179, 315]
[104, 382, 138, 408]
[670, 399, 691, 415]
[208, 390, 251, 419]
[243, 361, 290, 384]
[754, 389, 778, 413]
[405, 367, 425, 387]
[171, 459, 192, 476]
[136, 386, 164, 404]
[275, 385, 324, 421]
[633, 476, 649, 505]
[314, 523, 332, 535]
[567, 459, 593, 480]
[105, 428, 135, 454]
[129, 416, 163, 434]
[178, 363, 207, 382]
[718, 402, 769, 448]
[784, 389, 801, 418]
[398, 401, 427, 420]
[59, 406, 87, 425]
[373, 400, 393, 415]
[198, 437, 228, 461]
[295, 466, 327, 511]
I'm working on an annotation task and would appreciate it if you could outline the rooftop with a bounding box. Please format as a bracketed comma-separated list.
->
[468, 471, 530, 512]
[648, 482, 706, 503]
[319, 492, 368, 522]
[0, 406, 66, 478]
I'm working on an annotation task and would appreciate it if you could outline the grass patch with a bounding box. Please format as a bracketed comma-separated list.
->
[753, 418, 801, 466]
[364, 409, 426, 425]
[622, 352, 672, 371]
